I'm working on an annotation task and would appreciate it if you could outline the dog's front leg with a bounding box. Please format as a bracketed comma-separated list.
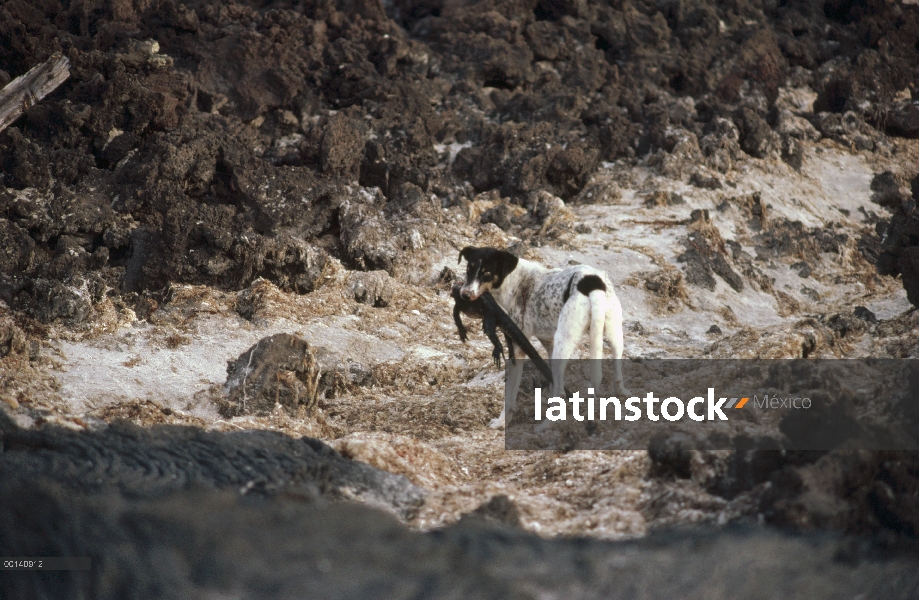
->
[490, 346, 526, 430]
[504, 333, 517, 365]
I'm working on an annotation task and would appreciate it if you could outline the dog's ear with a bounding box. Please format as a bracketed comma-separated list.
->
[458, 246, 474, 264]
[495, 250, 519, 278]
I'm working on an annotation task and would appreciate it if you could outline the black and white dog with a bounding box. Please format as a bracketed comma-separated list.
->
[459, 246, 629, 429]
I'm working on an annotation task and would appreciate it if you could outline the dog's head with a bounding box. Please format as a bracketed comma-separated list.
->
[457, 246, 519, 300]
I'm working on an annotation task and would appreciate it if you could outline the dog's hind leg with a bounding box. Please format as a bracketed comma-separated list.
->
[604, 294, 630, 396]
[588, 290, 607, 393]
[551, 296, 590, 399]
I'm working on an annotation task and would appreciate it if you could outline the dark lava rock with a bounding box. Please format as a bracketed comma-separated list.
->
[813, 111, 877, 150]
[780, 136, 805, 170]
[734, 107, 780, 159]
[0, 0, 916, 324]
[0, 318, 28, 358]
[871, 171, 903, 210]
[480, 203, 518, 231]
[3, 472, 918, 600]
[677, 210, 744, 293]
[346, 270, 395, 307]
[644, 190, 685, 207]
[792, 261, 812, 278]
[778, 392, 866, 453]
[458, 494, 522, 528]
[0, 409, 426, 519]
[648, 432, 693, 480]
[709, 434, 786, 500]
[825, 312, 867, 338]
[339, 191, 399, 273]
[710, 361, 919, 536]
[699, 117, 745, 173]
[320, 113, 366, 178]
[689, 172, 722, 190]
[25, 277, 101, 325]
[876, 177, 919, 307]
[218, 334, 321, 418]
[753, 218, 849, 260]
[854, 306, 877, 323]
[884, 102, 919, 139]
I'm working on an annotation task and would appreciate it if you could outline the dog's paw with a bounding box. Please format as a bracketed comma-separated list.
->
[616, 384, 632, 397]
[489, 416, 506, 430]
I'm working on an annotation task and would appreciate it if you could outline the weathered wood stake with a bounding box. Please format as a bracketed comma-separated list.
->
[0, 53, 71, 134]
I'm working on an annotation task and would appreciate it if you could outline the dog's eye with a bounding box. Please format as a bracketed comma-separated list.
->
[483, 271, 492, 278]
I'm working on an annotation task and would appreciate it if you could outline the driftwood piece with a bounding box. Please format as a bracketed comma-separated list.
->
[0, 53, 70, 134]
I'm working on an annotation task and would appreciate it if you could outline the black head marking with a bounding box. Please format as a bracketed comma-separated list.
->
[458, 246, 519, 295]
[493, 250, 519, 282]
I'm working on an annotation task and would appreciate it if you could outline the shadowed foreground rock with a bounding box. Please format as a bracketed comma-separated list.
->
[0, 410, 424, 519]
[2, 412, 919, 600]
[2, 477, 919, 600]
[646, 360, 919, 535]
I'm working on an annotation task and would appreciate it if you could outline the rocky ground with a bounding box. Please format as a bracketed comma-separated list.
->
[3, 0, 919, 596]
